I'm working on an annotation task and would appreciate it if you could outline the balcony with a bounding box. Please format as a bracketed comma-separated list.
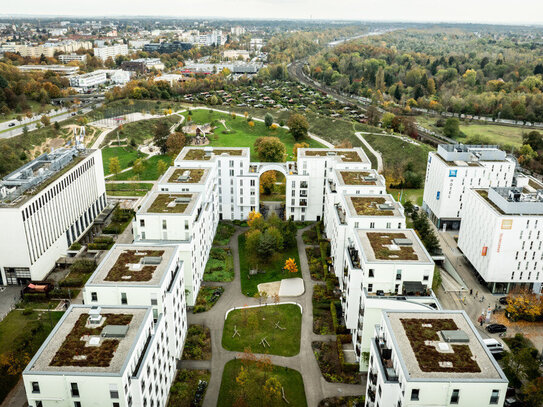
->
[369, 371, 377, 386]
[300, 181, 308, 189]
[328, 179, 337, 193]
[367, 388, 376, 403]
[374, 337, 399, 383]
[347, 245, 361, 269]
[300, 199, 307, 207]
[300, 191, 308, 198]
[335, 204, 346, 225]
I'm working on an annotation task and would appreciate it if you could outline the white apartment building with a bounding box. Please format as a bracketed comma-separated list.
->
[18, 64, 79, 75]
[457, 180, 543, 294]
[354, 289, 440, 371]
[0, 148, 106, 285]
[83, 243, 188, 357]
[133, 164, 220, 305]
[423, 144, 516, 230]
[366, 310, 508, 407]
[222, 49, 250, 61]
[4, 41, 92, 58]
[69, 71, 107, 89]
[93, 44, 128, 61]
[24, 305, 178, 407]
[58, 53, 87, 63]
[230, 26, 246, 36]
[341, 228, 434, 332]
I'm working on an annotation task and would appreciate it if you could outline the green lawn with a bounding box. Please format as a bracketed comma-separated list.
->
[218, 359, 307, 407]
[101, 146, 147, 175]
[101, 115, 180, 147]
[0, 310, 64, 403]
[105, 182, 154, 196]
[185, 109, 324, 160]
[388, 188, 424, 206]
[109, 154, 172, 181]
[167, 369, 210, 407]
[222, 304, 302, 356]
[204, 248, 234, 282]
[238, 234, 302, 296]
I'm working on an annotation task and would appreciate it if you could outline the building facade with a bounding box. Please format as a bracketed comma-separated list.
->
[93, 44, 128, 61]
[0, 148, 106, 285]
[69, 71, 107, 89]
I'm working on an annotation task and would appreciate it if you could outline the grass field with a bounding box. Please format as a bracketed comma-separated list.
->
[218, 359, 307, 407]
[102, 115, 180, 147]
[109, 154, 172, 180]
[185, 109, 324, 160]
[105, 182, 154, 196]
[101, 146, 147, 175]
[238, 234, 302, 296]
[388, 188, 424, 206]
[222, 304, 302, 356]
[204, 248, 234, 282]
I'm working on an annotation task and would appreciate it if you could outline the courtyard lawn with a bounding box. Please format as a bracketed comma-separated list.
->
[388, 188, 424, 206]
[184, 109, 324, 160]
[204, 248, 234, 282]
[110, 154, 172, 181]
[238, 234, 302, 297]
[167, 369, 210, 407]
[101, 146, 147, 175]
[105, 182, 154, 196]
[218, 359, 307, 407]
[222, 304, 302, 356]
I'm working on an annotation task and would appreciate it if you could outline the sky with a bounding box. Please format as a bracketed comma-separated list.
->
[2, 0, 543, 25]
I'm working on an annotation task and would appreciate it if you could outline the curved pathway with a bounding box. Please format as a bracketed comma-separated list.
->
[354, 132, 383, 173]
[188, 225, 364, 407]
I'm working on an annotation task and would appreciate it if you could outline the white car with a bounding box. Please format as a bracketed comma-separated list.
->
[483, 338, 504, 355]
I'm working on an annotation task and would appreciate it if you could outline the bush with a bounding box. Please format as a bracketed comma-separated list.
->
[69, 242, 82, 251]
[330, 301, 339, 333]
[70, 259, 96, 274]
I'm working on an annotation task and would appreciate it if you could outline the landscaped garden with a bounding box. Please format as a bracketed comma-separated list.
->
[101, 115, 180, 147]
[313, 284, 338, 335]
[303, 222, 330, 281]
[0, 310, 65, 403]
[239, 212, 301, 296]
[313, 336, 361, 384]
[182, 325, 211, 360]
[213, 221, 236, 246]
[218, 357, 307, 407]
[167, 369, 210, 407]
[183, 109, 324, 161]
[101, 146, 147, 175]
[222, 304, 302, 356]
[318, 396, 365, 407]
[302, 224, 318, 245]
[193, 286, 224, 313]
[105, 182, 153, 196]
[204, 247, 234, 282]
[109, 154, 172, 181]
[102, 207, 135, 234]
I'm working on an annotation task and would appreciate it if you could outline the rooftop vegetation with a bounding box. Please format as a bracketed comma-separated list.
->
[104, 250, 164, 282]
[147, 194, 192, 213]
[168, 168, 205, 183]
[340, 171, 373, 185]
[366, 232, 418, 260]
[351, 197, 393, 216]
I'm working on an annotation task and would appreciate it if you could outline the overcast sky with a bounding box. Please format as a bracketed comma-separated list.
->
[2, 0, 543, 25]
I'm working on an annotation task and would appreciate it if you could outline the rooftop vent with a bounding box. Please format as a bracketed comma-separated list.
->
[378, 203, 395, 210]
[101, 325, 129, 338]
[142, 256, 162, 265]
[326, 151, 337, 156]
[88, 306, 102, 324]
[393, 238, 412, 246]
[175, 196, 192, 204]
[364, 175, 377, 182]
[440, 330, 469, 343]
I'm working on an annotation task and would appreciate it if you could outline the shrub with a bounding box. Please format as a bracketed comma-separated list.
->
[330, 301, 339, 333]
[69, 242, 82, 251]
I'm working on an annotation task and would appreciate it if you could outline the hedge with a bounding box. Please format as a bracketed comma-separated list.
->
[330, 301, 339, 333]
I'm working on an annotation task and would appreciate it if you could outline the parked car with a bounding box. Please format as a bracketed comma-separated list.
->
[499, 297, 509, 305]
[483, 338, 504, 355]
[8, 122, 15, 127]
[486, 324, 507, 333]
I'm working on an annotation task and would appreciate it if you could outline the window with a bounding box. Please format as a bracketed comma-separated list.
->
[490, 390, 499, 404]
[411, 389, 419, 401]
[368, 284, 373, 292]
[423, 275, 429, 281]
[36, 402, 43, 407]
[74, 402, 81, 407]
[113, 403, 120, 407]
[368, 269, 374, 278]
[370, 222, 375, 229]
[110, 385, 119, 399]
[121, 292, 127, 304]
[450, 389, 459, 404]
[396, 270, 402, 280]
[91, 292, 97, 302]
[71, 383, 79, 397]
[140, 219, 145, 227]
[162, 220, 167, 229]
[32, 382, 40, 394]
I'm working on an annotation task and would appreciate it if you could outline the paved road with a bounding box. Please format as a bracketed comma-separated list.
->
[354, 132, 383, 173]
[190, 225, 364, 407]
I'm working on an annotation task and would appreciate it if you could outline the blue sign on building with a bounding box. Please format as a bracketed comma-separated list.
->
[437, 191, 440, 200]
[449, 170, 457, 177]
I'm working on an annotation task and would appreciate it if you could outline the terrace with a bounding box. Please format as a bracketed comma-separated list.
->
[87, 245, 178, 285]
[143, 192, 197, 214]
[385, 311, 505, 379]
[339, 171, 375, 185]
[356, 229, 432, 263]
[349, 197, 394, 216]
[27, 307, 148, 374]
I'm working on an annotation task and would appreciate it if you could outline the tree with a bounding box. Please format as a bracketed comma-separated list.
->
[260, 171, 276, 195]
[154, 121, 170, 154]
[53, 121, 61, 132]
[518, 144, 537, 164]
[266, 226, 283, 251]
[109, 157, 121, 176]
[366, 105, 381, 126]
[254, 137, 286, 162]
[247, 210, 263, 228]
[263, 376, 282, 407]
[381, 112, 395, 129]
[443, 118, 461, 138]
[257, 232, 277, 260]
[248, 120, 255, 127]
[40, 115, 50, 127]
[132, 158, 145, 178]
[287, 113, 309, 141]
[157, 159, 168, 175]
[264, 113, 274, 127]
[284, 258, 298, 273]
[166, 132, 186, 156]
[293, 142, 309, 157]
[521, 377, 543, 407]
[245, 229, 263, 261]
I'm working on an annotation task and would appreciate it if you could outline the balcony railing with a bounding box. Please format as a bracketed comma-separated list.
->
[328, 179, 337, 193]
[300, 181, 308, 188]
[335, 204, 346, 225]
[374, 337, 399, 383]
[347, 245, 361, 269]
[300, 199, 307, 207]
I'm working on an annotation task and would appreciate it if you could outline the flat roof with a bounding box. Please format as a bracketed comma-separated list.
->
[176, 146, 248, 162]
[336, 169, 384, 187]
[161, 167, 209, 185]
[87, 244, 178, 285]
[356, 229, 432, 263]
[140, 192, 199, 215]
[345, 194, 402, 218]
[27, 306, 148, 374]
[299, 148, 370, 164]
[385, 311, 505, 380]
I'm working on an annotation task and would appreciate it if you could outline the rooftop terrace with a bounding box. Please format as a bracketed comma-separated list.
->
[385, 311, 504, 380]
[177, 147, 247, 161]
[300, 148, 368, 163]
[165, 167, 208, 184]
[141, 192, 198, 215]
[339, 170, 380, 186]
[356, 229, 432, 263]
[88, 245, 178, 285]
[27, 306, 148, 374]
[346, 196, 400, 217]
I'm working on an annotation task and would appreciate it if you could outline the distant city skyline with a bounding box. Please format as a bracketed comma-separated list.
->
[1, 0, 543, 26]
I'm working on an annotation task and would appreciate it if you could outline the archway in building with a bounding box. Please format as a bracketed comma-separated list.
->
[258, 164, 287, 219]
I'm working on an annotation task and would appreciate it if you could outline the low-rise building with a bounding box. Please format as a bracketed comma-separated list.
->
[423, 144, 516, 230]
[58, 53, 87, 63]
[366, 310, 508, 407]
[222, 49, 250, 61]
[69, 71, 107, 89]
[24, 305, 177, 407]
[18, 64, 79, 75]
[0, 148, 106, 285]
[457, 180, 543, 294]
[121, 58, 165, 73]
[93, 44, 128, 61]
